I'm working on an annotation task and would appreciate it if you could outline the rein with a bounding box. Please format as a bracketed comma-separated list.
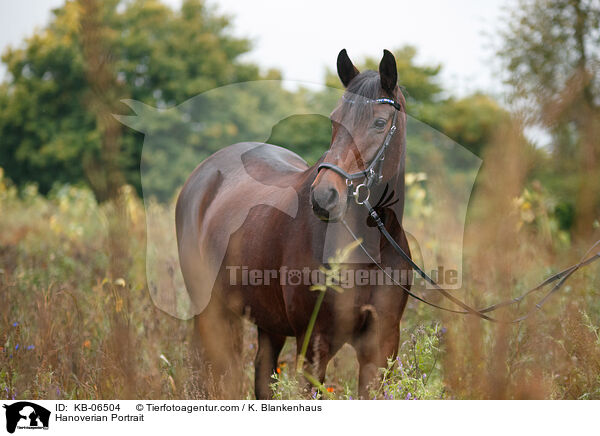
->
[344, 201, 600, 323]
[318, 95, 600, 323]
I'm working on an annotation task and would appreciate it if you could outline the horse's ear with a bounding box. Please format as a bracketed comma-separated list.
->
[337, 49, 359, 88]
[379, 49, 397, 95]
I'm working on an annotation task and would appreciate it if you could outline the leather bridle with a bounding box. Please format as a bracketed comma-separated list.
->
[317, 97, 400, 205]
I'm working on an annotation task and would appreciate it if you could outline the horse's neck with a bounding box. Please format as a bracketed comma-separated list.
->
[394, 171, 406, 218]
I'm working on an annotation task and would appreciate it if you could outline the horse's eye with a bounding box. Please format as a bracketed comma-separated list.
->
[374, 118, 387, 129]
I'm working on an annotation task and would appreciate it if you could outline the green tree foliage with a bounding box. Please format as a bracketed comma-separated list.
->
[498, 0, 600, 236]
[0, 0, 266, 197]
[499, 0, 599, 128]
[432, 93, 509, 158]
[0, 1, 509, 201]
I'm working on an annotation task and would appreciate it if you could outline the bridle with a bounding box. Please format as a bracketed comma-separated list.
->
[313, 93, 600, 324]
[317, 97, 401, 205]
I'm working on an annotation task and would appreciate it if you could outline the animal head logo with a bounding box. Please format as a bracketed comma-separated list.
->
[115, 80, 480, 319]
[3, 402, 50, 433]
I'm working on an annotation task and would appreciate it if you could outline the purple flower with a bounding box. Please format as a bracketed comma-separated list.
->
[441, 327, 447, 335]
[15, 344, 19, 350]
[422, 373, 427, 379]
[56, 387, 61, 396]
[27, 345, 35, 350]
[12, 322, 18, 327]
[405, 392, 412, 400]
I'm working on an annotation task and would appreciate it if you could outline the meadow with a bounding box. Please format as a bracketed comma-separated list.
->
[1, 135, 599, 400]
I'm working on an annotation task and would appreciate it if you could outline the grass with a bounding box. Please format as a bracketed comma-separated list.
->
[1, 161, 599, 400]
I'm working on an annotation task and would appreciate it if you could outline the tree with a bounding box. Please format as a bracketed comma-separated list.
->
[0, 0, 266, 199]
[498, 0, 600, 238]
[434, 93, 509, 158]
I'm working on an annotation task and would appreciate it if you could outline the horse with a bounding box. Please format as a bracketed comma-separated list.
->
[175, 49, 412, 399]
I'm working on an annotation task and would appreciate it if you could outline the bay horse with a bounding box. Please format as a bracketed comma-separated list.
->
[176, 49, 412, 399]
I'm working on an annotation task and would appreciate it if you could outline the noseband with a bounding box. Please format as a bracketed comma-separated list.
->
[317, 97, 401, 205]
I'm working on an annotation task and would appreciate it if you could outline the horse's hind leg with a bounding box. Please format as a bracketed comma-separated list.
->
[192, 298, 243, 399]
[254, 328, 286, 399]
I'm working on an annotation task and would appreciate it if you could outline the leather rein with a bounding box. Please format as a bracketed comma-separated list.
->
[316, 95, 600, 324]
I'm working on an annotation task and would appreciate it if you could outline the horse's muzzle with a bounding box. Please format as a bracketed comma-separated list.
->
[310, 185, 345, 222]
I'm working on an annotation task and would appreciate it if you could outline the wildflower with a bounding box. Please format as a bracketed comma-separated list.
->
[56, 387, 61, 396]
[276, 367, 281, 374]
[15, 344, 19, 350]
[405, 392, 412, 400]
[27, 345, 35, 351]
[12, 322, 18, 327]
[159, 354, 171, 366]
[311, 390, 318, 399]
[83, 340, 91, 349]
[422, 373, 427, 379]
[326, 387, 334, 393]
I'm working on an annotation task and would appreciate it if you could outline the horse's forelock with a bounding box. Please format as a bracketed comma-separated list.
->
[339, 71, 386, 127]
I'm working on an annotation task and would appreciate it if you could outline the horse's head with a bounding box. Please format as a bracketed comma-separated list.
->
[310, 49, 406, 222]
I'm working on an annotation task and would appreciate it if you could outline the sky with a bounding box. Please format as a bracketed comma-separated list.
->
[0, 0, 512, 98]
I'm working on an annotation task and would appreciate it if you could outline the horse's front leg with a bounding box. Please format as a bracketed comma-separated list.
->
[296, 330, 336, 396]
[254, 328, 286, 399]
[353, 304, 402, 399]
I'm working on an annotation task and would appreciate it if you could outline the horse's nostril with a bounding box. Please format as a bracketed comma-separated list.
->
[311, 187, 341, 221]
[327, 188, 338, 206]
[312, 187, 339, 212]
